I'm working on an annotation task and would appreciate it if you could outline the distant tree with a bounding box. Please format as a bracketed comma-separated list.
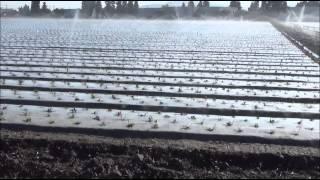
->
[30, 1, 40, 16]
[194, 1, 204, 17]
[188, 1, 195, 8]
[52, 8, 65, 17]
[105, 1, 115, 16]
[229, 1, 241, 10]
[81, 1, 95, 17]
[110, 1, 116, 10]
[260, 1, 287, 13]
[41, 2, 51, 15]
[260, 1, 268, 11]
[18, 4, 30, 16]
[81, 1, 87, 12]
[41, 2, 48, 11]
[161, 4, 176, 19]
[127, 1, 134, 14]
[133, 1, 139, 14]
[94, 1, 102, 18]
[296, 1, 320, 7]
[122, 1, 128, 14]
[116, 1, 122, 14]
[273, 1, 287, 12]
[180, 2, 188, 17]
[296, 1, 305, 7]
[203, 1, 210, 8]
[248, 1, 259, 12]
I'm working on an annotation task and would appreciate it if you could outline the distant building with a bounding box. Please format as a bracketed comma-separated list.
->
[0, 8, 18, 17]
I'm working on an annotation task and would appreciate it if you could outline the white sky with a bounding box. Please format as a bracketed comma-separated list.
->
[1, 1, 300, 10]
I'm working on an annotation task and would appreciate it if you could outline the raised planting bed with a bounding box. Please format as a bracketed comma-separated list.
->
[1, 104, 319, 146]
[1, 19, 319, 147]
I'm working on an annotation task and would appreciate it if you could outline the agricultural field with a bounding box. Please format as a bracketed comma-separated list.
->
[0, 19, 319, 178]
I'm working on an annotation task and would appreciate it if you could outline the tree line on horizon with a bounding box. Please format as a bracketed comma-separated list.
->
[19, 1, 50, 16]
[15, 1, 316, 18]
[81, 1, 139, 18]
[248, 1, 289, 13]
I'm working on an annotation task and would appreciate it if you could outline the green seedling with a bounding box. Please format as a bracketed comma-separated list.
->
[269, 119, 276, 124]
[147, 116, 153, 122]
[226, 121, 233, 127]
[116, 111, 122, 117]
[111, 95, 117, 99]
[206, 127, 215, 132]
[93, 115, 100, 121]
[151, 123, 159, 129]
[23, 111, 28, 117]
[23, 117, 31, 123]
[99, 122, 106, 127]
[71, 108, 77, 113]
[268, 130, 275, 135]
[69, 114, 75, 119]
[48, 120, 55, 124]
[164, 115, 170, 118]
[181, 125, 190, 130]
[305, 127, 314, 131]
[127, 123, 134, 128]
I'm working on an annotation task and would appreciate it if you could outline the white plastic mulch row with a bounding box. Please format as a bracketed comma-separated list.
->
[1, 79, 319, 99]
[0, 19, 319, 141]
[1, 89, 319, 114]
[0, 104, 319, 141]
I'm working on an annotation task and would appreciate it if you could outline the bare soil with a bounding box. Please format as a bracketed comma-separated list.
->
[1, 128, 319, 178]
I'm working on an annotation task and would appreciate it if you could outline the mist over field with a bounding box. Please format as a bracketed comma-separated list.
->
[0, 1, 319, 179]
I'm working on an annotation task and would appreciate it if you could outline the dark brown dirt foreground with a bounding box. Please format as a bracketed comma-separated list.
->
[0, 129, 319, 179]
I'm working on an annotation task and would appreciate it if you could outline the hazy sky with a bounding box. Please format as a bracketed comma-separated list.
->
[1, 1, 300, 10]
